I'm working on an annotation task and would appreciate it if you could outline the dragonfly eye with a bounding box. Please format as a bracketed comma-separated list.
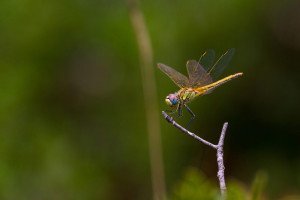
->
[165, 94, 178, 106]
[165, 98, 173, 106]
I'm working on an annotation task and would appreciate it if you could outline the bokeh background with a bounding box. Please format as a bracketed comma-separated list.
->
[0, 0, 299, 199]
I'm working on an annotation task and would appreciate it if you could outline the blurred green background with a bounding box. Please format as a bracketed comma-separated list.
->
[0, 0, 299, 199]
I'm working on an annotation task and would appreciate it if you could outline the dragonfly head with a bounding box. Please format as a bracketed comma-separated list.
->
[165, 93, 179, 107]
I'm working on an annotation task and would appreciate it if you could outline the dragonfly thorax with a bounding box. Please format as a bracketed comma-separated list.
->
[165, 93, 179, 107]
[178, 88, 199, 103]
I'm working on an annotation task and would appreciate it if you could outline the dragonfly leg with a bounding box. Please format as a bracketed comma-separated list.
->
[184, 104, 195, 128]
[165, 109, 177, 115]
[164, 104, 182, 119]
[177, 104, 183, 117]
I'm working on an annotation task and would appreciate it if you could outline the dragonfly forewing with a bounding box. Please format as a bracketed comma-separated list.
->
[157, 63, 190, 88]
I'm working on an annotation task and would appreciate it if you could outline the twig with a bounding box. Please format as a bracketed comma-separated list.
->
[217, 122, 228, 198]
[162, 111, 229, 199]
[162, 112, 217, 149]
[126, 1, 166, 200]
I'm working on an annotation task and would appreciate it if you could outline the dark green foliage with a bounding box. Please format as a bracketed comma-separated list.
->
[172, 168, 271, 200]
[172, 168, 219, 200]
[250, 171, 268, 200]
[172, 168, 249, 200]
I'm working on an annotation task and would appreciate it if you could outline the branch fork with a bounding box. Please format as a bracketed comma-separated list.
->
[162, 111, 228, 198]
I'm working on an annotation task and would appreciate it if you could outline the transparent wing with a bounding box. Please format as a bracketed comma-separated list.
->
[208, 48, 235, 79]
[199, 49, 215, 72]
[157, 63, 190, 88]
[186, 60, 213, 87]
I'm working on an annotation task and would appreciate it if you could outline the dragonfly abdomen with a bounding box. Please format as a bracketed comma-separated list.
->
[196, 72, 243, 94]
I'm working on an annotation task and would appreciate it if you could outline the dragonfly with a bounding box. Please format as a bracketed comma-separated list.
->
[157, 48, 243, 124]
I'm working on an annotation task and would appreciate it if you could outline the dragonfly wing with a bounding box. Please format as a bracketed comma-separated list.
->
[186, 60, 213, 87]
[199, 49, 215, 71]
[157, 63, 190, 88]
[208, 48, 235, 80]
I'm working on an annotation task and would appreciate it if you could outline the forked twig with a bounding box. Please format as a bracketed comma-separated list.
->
[162, 111, 228, 198]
